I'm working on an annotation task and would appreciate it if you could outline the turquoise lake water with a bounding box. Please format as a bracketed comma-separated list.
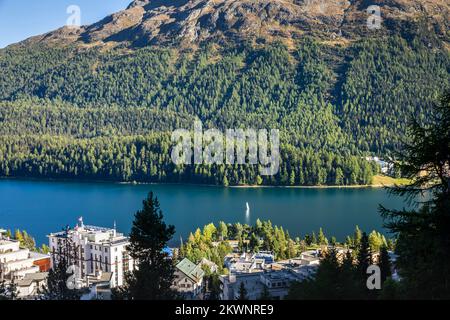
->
[0, 179, 407, 246]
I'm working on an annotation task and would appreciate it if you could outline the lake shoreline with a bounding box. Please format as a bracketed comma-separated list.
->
[0, 176, 392, 189]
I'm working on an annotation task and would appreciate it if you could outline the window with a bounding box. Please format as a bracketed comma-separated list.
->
[123, 251, 129, 271]
[115, 257, 119, 285]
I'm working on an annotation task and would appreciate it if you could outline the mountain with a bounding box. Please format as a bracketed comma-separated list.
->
[0, 0, 449, 186]
[21, 0, 450, 48]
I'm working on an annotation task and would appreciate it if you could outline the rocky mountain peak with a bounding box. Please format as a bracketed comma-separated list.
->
[19, 0, 450, 48]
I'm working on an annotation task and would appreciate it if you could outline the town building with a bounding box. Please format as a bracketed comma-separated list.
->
[220, 272, 263, 300]
[172, 258, 205, 299]
[220, 250, 321, 300]
[254, 252, 275, 264]
[47, 218, 133, 288]
[259, 270, 304, 299]
[224, 252, 270, 274]
[16, 272, 48, 298]
[388, 251, 400, 281]
[273, 250, 321, 269]
[200, 258, 219, 274]
[81, 271, 113, 300]
[0, 229, 50, 298]
[220, 265, 317, 300]
[365, 156, 393, 174]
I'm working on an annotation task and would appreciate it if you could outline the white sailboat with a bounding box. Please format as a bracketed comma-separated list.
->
[244, 202, 251, 224]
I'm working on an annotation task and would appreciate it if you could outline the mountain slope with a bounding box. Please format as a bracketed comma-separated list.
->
[0, 0, 448, 186]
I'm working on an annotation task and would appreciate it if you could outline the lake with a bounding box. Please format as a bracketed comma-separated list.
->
[0, 179, 407, 246]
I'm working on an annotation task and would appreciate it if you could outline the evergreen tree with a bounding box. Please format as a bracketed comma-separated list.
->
[330, 236, 337, 247]
[259, 285, 271, 300]
[238, 236, 245, 253]
[237, 282, 248, 300]
[379, 246, 392, 284]
[311, 232, 317, 245]
[288, 247, 341, 299]
[379, 278, 399, 300]
[21, 230, 36, 250]
[338, 250, 365, 299]
[353, 226, 362, 248]
[14, 230, 23, 244]
[304, 234, 312, 246]
[357, 232, 372, 279]
[40, 235, 82, 300]
[345, 235, 353, 248]
[249, 233, 260, 253]
[118, 192, 176, 300]
[318, 228, 328, 246]
[379, 91, 450, 299]
[217, 221, 228, 240]
[0, 280, 18, 300]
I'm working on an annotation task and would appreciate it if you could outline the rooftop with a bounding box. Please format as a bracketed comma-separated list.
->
[0, 239, 17, 246]
[176, 258, 204, 282]
[16, 272, 48, 288]
[29, 251, 50, 260]
[49, 225, 119, 237]
[88, 272, 113, 285]
[48, 218, 128, 245]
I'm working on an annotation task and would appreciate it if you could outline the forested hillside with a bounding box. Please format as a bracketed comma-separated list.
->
[0, 1, 448, 186]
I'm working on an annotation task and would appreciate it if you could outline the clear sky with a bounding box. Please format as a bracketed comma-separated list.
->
[0, 0, 132, 48]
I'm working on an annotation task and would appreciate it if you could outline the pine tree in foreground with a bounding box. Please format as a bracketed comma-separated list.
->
[357, 232, 372, 280]
[380, 91, 450, 299]
[259, 285, 271, 300]
[113, 192, 176, 300]
[39, 235, 82, 300]
[379, 246, 392, 284]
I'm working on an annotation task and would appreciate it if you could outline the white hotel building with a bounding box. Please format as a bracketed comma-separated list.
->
[48, 218, 133, 288]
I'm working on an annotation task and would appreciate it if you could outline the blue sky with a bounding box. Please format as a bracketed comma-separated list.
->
[0, 0, 132, 48]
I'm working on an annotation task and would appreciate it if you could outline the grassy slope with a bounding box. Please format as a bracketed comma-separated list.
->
[372, 175, 412, 187]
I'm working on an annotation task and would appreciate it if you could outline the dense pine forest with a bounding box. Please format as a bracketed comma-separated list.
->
[0, 32, 448, 185]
